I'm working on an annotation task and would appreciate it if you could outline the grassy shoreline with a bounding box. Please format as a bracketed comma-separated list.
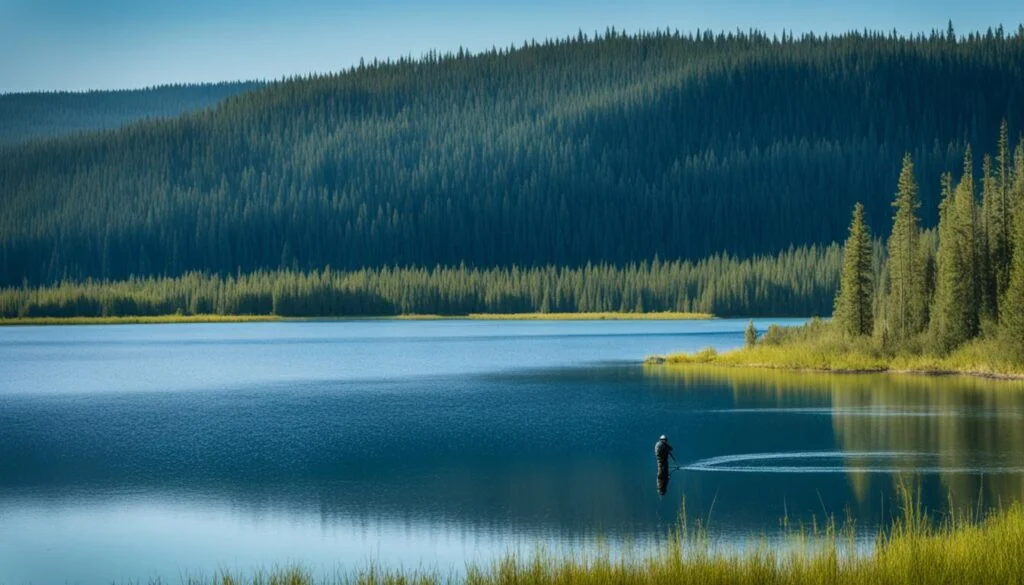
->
[464, 311, 713, 320]
[646, 319, 1024, 380]
[0, 311, 713, 326]
[0, 314, 284, 326]
[168, 501, 1024, 584]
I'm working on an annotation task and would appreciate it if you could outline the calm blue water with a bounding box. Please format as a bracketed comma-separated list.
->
[2, 318, 1023, 585]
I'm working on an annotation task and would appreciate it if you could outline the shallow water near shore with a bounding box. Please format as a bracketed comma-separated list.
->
[2, 318, 1024, 585]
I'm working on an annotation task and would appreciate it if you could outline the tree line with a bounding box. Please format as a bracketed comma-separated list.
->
[0, 82, 261, 147]
[0, 245, 840, 318]
[1, 26, 1023, 286]
[833, 122, 1024, 358]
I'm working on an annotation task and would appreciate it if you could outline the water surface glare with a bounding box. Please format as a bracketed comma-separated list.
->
[2, 318, 1024, 585]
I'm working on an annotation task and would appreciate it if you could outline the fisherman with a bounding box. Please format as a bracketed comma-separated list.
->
[655, 434, 676, 479]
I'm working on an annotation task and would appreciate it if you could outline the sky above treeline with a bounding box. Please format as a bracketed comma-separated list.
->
[1, 0, 1022, 93]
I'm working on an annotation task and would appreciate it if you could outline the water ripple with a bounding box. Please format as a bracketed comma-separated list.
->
[682, 451, 1024, 474]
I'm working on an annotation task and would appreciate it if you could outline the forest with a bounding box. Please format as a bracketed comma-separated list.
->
[0, 244, 839, 318]
[825, 121, 1024, 359]
[1, 26, 1023, 290]
[0, 82, 261, 146]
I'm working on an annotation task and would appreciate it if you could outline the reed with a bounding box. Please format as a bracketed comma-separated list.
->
[166, 496, 1024, 585]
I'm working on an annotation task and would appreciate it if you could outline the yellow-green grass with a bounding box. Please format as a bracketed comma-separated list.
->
[174, 500, 1024, 585]
[0, 314, 283, 326]
[647, 321, 1024, 380]
[0, 311, 713, 325]
[465, 311, 713, 320]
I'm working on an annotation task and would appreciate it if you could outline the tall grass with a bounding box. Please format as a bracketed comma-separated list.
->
[648, 318, 1024, 378]
[155, 495, 1024, 585]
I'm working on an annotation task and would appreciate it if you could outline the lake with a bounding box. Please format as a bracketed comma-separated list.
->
[2, 318, 1024, 584]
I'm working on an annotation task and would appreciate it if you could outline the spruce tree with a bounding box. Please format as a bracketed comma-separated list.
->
[1013, 143, 1024, 257]
[992, 121, 1012, 302]
[1004, 146, 1024, 358]
[834, 202, 874, 337]
[885, 153, 927, 342]
[979, 155, 998, 321]
[957, 147, 981, 338]
[929, 157, 979, 354]
[744, 319, 758, 347]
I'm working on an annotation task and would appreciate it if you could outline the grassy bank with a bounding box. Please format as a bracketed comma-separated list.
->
[0, 314, 283, 326]
[646, 319, 1024, 379]
[168, 500, 1024, 585]
[465, 311, 713, 320]
[0, 311, 713, 326]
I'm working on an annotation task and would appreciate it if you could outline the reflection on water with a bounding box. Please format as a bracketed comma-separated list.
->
[649, 366, 1024, 511]
[2, 321, 1024, 584]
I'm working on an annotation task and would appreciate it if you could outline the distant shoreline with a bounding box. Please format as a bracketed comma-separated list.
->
[0, 315, 284, 326]
[0, 311, 714, 326]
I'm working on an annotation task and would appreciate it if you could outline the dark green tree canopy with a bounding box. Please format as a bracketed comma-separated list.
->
[834, 202, 874, 337]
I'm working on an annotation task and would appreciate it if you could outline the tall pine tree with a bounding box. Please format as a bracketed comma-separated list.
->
[929, 152, 980, 354]
[1003, 143, 1024, 358]
[992, 120, 1012, 304]
[834, 202, 874, 337]
[980, 155, 998, 321]
[884, 153, 928, 342]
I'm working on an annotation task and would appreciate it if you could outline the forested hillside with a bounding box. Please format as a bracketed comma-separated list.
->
[0, 82, 262, 146]
[1, 27, 1023, 287]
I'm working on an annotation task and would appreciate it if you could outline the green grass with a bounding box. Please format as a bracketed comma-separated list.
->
[465, 311, 714, 320]
[647, 318, 1024, 379]
[0, 311, 715, 326]
[160, 496, 1024, 585]
[0, 314, 283, 326]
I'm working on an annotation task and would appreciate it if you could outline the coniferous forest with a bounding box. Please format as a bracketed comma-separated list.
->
[0, 82, 262, 146]
[2, 26, 1024, 317]
[829, 120, 1024, 359]
[0, 245, 839, 318]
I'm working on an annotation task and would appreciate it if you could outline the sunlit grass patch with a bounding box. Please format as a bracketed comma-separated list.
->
[467, 312, 714, 320]
[171, 497, 1024, 585]
[648, 318, 1024, 379]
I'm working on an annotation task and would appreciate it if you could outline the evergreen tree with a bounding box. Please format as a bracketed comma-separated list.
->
[744, 319, 758, 346]
[1012, 143, 1024, 261]
[834, 202, 873, 336]
[929, 158, 979, 354]
[992, 120, 1012, 304]
[957, 147, 981, 337]
[1004, 148, 1024, 359]
[979, 155, 998, 322]
[884, 153, 927, 342]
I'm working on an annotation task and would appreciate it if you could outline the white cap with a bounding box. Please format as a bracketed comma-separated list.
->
[659, 435, 667, 441]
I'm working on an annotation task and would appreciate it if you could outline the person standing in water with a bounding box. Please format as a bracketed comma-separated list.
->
[655, 434, 676, 479]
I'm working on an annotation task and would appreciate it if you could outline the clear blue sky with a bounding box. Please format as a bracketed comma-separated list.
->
[1, 0, 1021, 93]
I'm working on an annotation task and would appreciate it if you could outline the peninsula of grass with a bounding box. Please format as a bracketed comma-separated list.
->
[646, 318, 1024, 380]
[0, 314, 283, 326]
[172, 500, 1024, 585]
